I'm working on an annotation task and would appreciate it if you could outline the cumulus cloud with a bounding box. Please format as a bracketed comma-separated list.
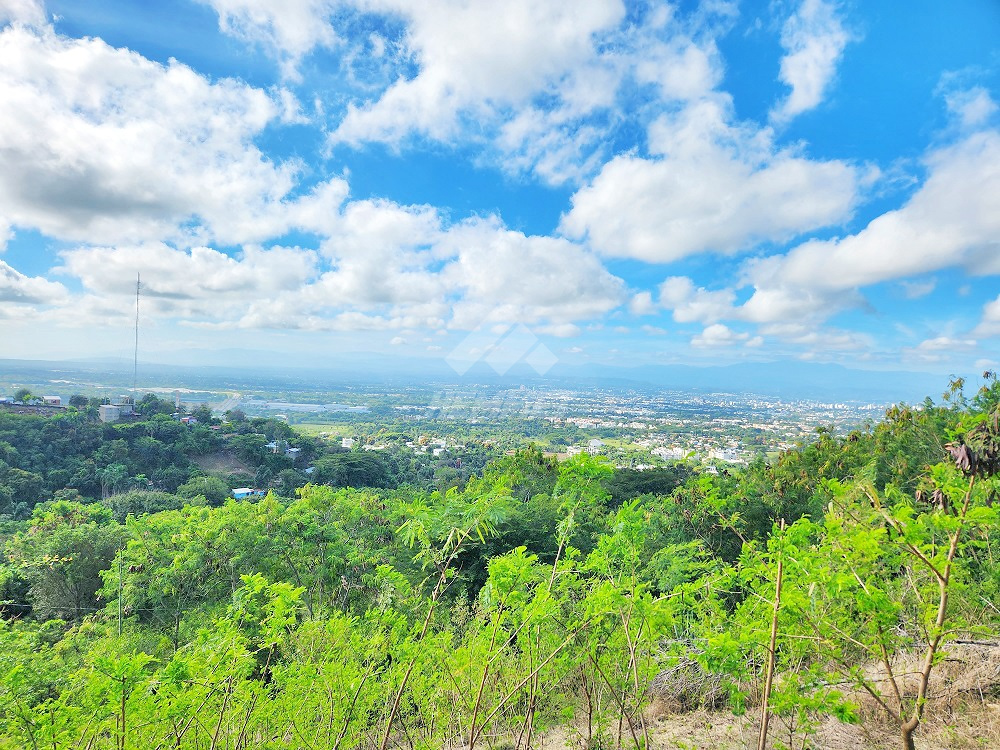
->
[975, 295, 1000, 338]
[946, 86, 998, 129]
[494, 103, 614, 186]
[746, 130, 1000, 293]
[202, 0, 741, 185]
[54, 243, 318, 327]
[320, 198, 441, 259]
[628, 291, 656, 316]
[201, 0, 339, 78]
[332, 0, 624, 146]
[438, 217, 627, 329]
[691, 323, 750, 348]
[561, 97, 859, 261]
[712, 124, 1000, 345]
[658, 276, 735, 324]
[45, 208, 627, 336]
[0, 259, 66, 303]
[737, 259, 863, 324]
[59, 243, 317, 299]
[0, 0, 45, 27]
[771, 0, 850, 123]
[635, 26, 722, 101]
[0, 25, 300, 247]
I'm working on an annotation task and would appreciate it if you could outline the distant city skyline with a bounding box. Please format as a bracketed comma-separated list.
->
[0, 0, 998, 376]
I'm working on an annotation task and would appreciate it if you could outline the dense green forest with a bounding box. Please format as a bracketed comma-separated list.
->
[0, 393, 512, 520]
[0, 378, 998, 749]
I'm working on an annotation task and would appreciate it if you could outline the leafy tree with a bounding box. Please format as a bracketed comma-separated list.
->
[102, 490, 183, 522]
[137, 393, 177, 416]
[190, 403, 214, 424]
[313, 451, 397, 489]
[97, 462, 129, 499]
[273, 468, 307, 498]
[177, 475, 231, 506]
[0, 467, 47, 518]
[5, 501, 125, 620]
[602, 464, 693, 508]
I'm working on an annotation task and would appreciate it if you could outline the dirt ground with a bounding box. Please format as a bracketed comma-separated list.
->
[531, 643, 1000, 750]
[532, 702, 1000, 749]
[191, 450, 254, 477]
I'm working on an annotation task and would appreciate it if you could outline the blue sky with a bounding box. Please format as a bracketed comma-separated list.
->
[0, 0, 998, 376]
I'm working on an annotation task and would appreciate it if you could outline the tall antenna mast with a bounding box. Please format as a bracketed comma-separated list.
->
[133, 272, 140, 401]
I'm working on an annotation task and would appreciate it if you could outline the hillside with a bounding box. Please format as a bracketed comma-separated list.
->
[0, 376, 997, 750]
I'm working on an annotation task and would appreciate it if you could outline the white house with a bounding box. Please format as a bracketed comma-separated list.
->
[99, 404, 121, 423]
[232, 488, 265, 499]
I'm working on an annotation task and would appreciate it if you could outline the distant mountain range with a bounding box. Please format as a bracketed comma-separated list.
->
[0, 351, 956, 404]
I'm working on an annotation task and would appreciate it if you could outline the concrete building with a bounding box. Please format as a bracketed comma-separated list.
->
[113, 396, 135, 416]
[99, 404, 121, 423]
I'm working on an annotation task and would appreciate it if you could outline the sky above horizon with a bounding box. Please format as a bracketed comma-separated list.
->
[0, 0, 998, 377]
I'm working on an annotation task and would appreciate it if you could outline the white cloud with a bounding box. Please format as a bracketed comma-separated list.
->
[538, 323, 581, 338]
[916, 336, 977, 352]
[60, 243, 317, 298]
[0, 0, 45, 27]
[561, 97, 859, 261]
[628, 291, 656, 316]
[320, 198, 441, 259]
[201, 0, 339, 78]
[51, 211, 626, 336]
[691, 323, 749, 348]
[438, 217, 627, 329]
[904, 335, 978, 363]
[718, 127, 1000, 334]
[771, 0, 850, 123]
[749, 130, 1000, 292]
[0, 25, 302, 247]
[737, 261, 862, 324]
[332, 0, 625, 146]
[0, 258, 66, 303]
[635, 33, 721, 102]
[757, 322, 873, 352]
[55, 243, 318, 327]
[975, 295, 1000, 338]
[658, 276, 735, 324]
[201, 0, 741, 186]
[946, 86, 998, 129]
[494, 106, 613, 186]
[898, 278, 936, 299]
